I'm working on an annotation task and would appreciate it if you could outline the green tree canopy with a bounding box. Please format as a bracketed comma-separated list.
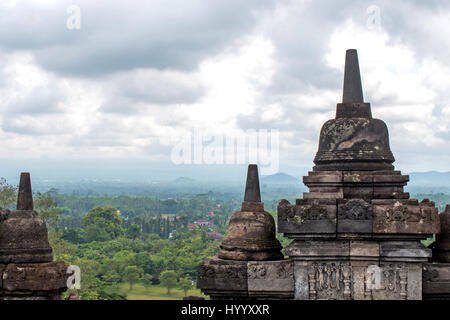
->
[159, 270, 178, 295]
[178, 276, 193, 297]
[123, 266, 143, 290]
[34, 189, 65, 228]
[141, 274, 153, 288]
[83, 206, 124, 242]
[126, 223, 141, 239]
[0, 178, 17, 209]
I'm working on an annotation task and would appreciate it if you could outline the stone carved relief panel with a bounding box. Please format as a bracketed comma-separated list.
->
[364, 264, 408, 300]
[373, 200, 440, 234]
[338, 199, 371, 220]
[278, 200, 330, 223]
[248, 261, 293, 280]
[278, 199, 336, 235]
[307, 262, 352, 300]
[198, 263, 247, 279]
[337, 199, 373, 233]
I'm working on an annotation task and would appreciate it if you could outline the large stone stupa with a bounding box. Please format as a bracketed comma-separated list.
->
[277, 49, 440, 300]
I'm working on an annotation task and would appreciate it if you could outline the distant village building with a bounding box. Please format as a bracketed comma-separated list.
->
[187, 223, 200, 230]
[207, 232, 223, 241]
[194, 219, 211, 227]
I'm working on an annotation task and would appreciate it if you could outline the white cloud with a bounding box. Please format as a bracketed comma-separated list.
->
[0, 1, 449, 175]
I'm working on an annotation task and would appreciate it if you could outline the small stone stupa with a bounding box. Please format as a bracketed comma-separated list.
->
[0, 173, 69, 299]
[198, 165, 293, 299]
[218, 164, 283, 261]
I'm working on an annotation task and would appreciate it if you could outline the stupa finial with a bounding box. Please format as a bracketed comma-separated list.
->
[342, 49, 364, 103]
[17, 172, 33, 210]
[244, 164, 261, 202]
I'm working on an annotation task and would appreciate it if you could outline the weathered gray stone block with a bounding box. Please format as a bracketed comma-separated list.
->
[338, 199, 372, 234]
[423, 262, 450, 300]
[197, 258, 247, 293]
[380, 241, 431, 262]
[294, 260, 352, 300]
[350, 241, 379, 260]
[373, 199, 440, 235]
[247, 260, 294, 298]
[278, 199, 336, 237]
[285, 240, 349, 259]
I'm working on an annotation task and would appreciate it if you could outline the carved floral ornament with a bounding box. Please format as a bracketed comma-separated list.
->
[338, 199, 372, 220]
[278, 200, 329, 222]
[422, 266, 439, 282]
[248, 264, 267, 279]
[381, 202, 437, 223]
[247, 262, 293, 279]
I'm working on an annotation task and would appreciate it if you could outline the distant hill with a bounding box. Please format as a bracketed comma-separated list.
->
[262, 172, 300, 184]
[408, 171, 450, 186]
[173, 177, 197, 184]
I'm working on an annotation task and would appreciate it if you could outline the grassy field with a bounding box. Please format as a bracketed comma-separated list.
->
[119, 282, 208, 300]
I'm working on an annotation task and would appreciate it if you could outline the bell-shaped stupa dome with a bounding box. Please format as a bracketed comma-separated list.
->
[313, 49, 395, 171]
[0, 173, 53, 264]
[218, 164, 283, 261]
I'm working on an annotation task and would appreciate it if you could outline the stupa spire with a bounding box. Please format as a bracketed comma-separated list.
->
[342, 49, 364, 103]
[16, 172, 33, 210]
[244, 164, 261, 202]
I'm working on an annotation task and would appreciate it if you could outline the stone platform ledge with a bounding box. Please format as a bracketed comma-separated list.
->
[293, 259, 422, 300]
[285, 240, 430, 263]
[423, 262, 450, 300]
[0, 261, 69, 294]
[197, 258, 294, 300]
[278, 197, 440, 238]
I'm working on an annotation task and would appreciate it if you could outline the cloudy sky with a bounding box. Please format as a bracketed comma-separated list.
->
[1, 0, 450, 180]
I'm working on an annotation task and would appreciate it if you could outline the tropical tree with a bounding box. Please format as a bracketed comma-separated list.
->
[179, 276, 193, 297]
[0, 178, 17, 209]
[83, 206, 124, 242]
[123, 266, 143, 290]
[159, 270, 178, 295]
[34, 189, 65, 227]
[141, 274, 153, 288]
[126, 223, 141, 239]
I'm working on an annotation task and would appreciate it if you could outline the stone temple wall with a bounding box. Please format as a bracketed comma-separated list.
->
[197, 49, 450, 300]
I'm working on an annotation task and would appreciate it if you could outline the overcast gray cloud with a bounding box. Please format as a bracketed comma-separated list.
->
[0, 0, 275, 76]
[0, 0, 449, 175]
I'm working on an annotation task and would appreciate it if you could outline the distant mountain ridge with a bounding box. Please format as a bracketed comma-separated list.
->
[407, 171, 450, 186]
[261, 172, 300, 184]
[173, 177, 197, 183]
